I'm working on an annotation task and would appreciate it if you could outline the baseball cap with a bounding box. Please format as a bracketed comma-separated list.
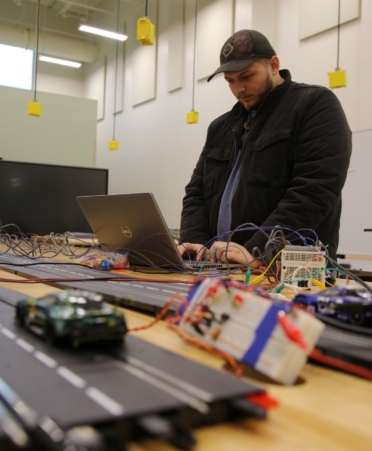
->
[207, 30, 276, 82]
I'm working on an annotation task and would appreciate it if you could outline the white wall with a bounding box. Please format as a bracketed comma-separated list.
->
[87, 0, 371, 232]
[88, 0, 252, 229]
[274, 0, 366, 132]
[6, 0, 371, 248]
[37, 61, 84, 98]
[339, 129, 372, 256]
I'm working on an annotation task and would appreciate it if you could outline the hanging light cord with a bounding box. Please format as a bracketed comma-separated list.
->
[33, 0, 41, 102]
[191, 0, 198, 111]
[336, 0, 341, 70]
[113, 0, 120, 140]
[145, 0, 148, 16]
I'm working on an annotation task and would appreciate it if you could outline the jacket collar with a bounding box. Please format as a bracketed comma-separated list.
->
[225, 69, 292, 130]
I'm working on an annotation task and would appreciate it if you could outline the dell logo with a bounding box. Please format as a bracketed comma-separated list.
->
[121, 226, 132, 238]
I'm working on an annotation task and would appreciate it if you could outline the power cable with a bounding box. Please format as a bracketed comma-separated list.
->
[112, 0, 120, 141]
[32, 0, 41, 102]
[191, 0, 198, 111]
[336, 0, 341, 70]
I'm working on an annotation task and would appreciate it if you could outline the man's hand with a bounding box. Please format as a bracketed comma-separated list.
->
[208, 241, 262, 268]
[177, 243, 208, 261]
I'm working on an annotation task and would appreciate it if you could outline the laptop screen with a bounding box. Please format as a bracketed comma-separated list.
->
[76, 193, 185, 269]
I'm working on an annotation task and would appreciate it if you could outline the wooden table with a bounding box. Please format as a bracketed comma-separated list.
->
[0, 264, 371, 451]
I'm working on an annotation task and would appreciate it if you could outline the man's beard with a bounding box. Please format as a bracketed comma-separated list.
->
[239, 71, 274, 111]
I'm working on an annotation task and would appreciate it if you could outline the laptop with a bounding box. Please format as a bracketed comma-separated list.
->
[76, 193, 242, 272]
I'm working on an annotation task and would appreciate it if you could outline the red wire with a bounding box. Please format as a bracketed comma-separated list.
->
[0, 275, 198, 284]
[128, 293, 187, 333]
[166, 321, 243, 376]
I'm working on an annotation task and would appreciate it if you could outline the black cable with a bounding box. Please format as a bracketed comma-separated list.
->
[325, 255, 372, 295]
[33, 0, 41, 101]
[336, 0, 341, 70]
[0, 227, 94, 260]
[112, 0, 120, 141]
[263, 228, 286, 282]
[203, 224, 305, 275]
[0, 258, 174, 275]
[0, 224, 320, 277]
[0, 260, 113, 271]
[191, 0, 198, 111]
[225, 223, 269, 272]
[0, 275, 191, 284]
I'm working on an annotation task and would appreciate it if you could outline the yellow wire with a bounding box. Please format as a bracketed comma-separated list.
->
[263, 247, 285, 275]
[250, 248, 284, 285]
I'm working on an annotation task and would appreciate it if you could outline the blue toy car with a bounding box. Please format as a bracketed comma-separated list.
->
[292, 286, 372, 326]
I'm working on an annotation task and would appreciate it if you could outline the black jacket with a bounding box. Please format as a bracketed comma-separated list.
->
[180, 70, 352, 260]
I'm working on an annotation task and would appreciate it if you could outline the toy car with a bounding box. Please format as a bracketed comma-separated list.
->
[15, 290, 127, 346]
[292, 286, 372, 326]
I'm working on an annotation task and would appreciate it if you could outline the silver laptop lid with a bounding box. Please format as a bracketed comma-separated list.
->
[76, 193, 185, 269]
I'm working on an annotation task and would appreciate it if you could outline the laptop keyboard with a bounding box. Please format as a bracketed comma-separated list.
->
[185, 261, 242, 270]
[68, 232, 97, 239]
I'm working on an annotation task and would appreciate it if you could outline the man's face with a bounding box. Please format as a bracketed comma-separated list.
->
[224, 60, 274, 110]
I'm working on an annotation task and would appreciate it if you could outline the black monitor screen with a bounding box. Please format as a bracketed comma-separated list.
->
[0, 160, 108, 235]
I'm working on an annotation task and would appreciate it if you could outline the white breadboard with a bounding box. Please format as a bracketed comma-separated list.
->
[280, 246, 326, 286]
[180, 278, 324, 385]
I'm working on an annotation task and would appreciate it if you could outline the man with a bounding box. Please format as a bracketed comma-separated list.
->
[178, 29, 351, 268]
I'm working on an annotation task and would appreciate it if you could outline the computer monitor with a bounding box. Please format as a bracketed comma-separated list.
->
[0, 160, 108, 235]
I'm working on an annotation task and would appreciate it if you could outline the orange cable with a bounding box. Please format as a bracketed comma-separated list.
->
[128, 293, 187, 333]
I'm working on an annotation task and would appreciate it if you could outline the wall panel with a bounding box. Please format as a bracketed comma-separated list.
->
[299, 0, 360, 40]
[196, 0, 233, 81]
[132, 0, 158, 106]
[167, 0, 184, 92]
[0, 85, 97, 167]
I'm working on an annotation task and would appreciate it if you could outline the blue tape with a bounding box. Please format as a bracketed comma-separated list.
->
[179, 279, 204, 316]
[242, 304, 280, 366]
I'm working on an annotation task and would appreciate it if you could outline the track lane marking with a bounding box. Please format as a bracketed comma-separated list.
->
[56, 367, 87, 389]
[125, 357, 214, 402]
[7, 331, 124, 412]
[85, 387, 125, 416]
[117, 362, 208, 414]
[1, 327, 16, 340]
[34, 351, 58, 368]
[16, 338, 35, 353]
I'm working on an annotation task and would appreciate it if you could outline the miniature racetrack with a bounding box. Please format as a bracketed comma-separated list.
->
[0, 253, 192, 312]
[0, 283, 265, 449]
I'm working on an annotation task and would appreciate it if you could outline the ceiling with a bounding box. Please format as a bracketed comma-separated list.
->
[14, 1, 144, 21]
[0, 0, 147, 47]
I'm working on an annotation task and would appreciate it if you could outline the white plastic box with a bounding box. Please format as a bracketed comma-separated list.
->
[280, 245, 326, 286]
[180, 278, 324, 385]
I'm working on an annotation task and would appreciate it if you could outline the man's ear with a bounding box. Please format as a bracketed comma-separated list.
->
[270, 56, 280, 76]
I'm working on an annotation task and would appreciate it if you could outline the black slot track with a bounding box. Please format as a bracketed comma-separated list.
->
[1, 254, 372, 374]
[0, 253, 191, 312]
[1, 254, 372, 373]
[0, 285, 266, 449]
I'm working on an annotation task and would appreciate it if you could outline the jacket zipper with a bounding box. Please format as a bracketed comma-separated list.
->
[230, 88, 274, 168]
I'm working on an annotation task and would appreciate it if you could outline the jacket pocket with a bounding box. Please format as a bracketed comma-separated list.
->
[204, 146, 231, 199]
[247, 128, 291, 187]
[252, 128, 291, 151]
